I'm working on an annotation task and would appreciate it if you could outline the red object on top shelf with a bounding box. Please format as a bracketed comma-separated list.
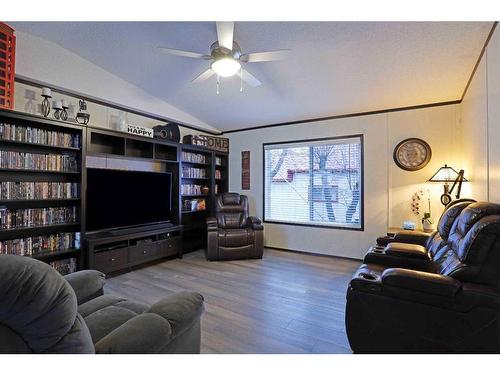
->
[0, 22, 16, 110]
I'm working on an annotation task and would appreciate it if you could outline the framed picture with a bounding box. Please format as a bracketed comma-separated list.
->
[242, 151, 250, 190]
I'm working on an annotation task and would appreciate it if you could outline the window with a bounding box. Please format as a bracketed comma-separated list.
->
[263, 135, 363, 230]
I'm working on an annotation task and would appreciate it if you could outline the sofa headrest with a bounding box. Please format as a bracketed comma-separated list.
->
[438, 200, 475, 239]
[216, 193, 249, 229]
[221, 192, 242, 206]
[447, 202, 500, 264]
[0, 255, 79, 352]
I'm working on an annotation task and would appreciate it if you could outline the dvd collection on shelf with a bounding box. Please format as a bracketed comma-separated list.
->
[49, 258, 77, 275]
[0, 122, 81, 148]
[182, 166, 208, 179]
[0, 150, 78, 172]
[0, 232, 80, 256]
[182, 198, 206, 212]
[0, 206, 78, 230]
[182, 151, 208, 164]
[0, 181, 79, 200]
[181, 183, 207, 195]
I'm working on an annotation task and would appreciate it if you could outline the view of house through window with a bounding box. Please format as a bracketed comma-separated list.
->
[264, 136, 363, 229]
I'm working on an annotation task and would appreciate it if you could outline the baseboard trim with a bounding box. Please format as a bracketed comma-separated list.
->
[265, 245, 362, 262]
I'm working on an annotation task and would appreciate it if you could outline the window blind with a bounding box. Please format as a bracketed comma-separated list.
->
[264, 136, 362, 229]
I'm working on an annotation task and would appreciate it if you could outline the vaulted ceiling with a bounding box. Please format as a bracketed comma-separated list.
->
[12, 22, 493, 132]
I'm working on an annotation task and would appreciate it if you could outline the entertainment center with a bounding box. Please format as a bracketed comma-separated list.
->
[0, 109, 228, 275]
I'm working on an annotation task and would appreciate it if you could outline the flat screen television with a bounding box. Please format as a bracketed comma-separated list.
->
[86, 168, 173, 232]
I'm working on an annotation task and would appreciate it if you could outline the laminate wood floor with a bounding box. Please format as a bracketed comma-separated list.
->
[104, 248, 361, 354]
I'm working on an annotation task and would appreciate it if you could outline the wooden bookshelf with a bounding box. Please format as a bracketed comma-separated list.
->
[1, 109, 231, 271]
[0, 110, 84, 275]
[180, 145, 228, 253]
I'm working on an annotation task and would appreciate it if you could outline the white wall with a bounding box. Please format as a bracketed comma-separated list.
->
[461, 26, 500, 202]
[14, 30, 220, 134]
[227, 105, 462, 259]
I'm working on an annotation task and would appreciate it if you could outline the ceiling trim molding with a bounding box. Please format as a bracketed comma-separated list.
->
[460, 21, 498, 102]
[14, 75, 223, 135]
[222, 21, 497, 135]
[221, 100, 461, 134]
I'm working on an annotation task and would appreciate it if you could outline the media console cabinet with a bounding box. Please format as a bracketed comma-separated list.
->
[87, 225, 183, 274]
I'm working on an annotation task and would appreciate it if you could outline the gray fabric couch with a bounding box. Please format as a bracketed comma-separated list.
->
[0, 255, 204, 353]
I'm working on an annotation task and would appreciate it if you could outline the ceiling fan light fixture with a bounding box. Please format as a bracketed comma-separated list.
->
[211, 57, 241, 77]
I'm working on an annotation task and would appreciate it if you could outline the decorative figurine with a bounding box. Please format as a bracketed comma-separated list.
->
[61, 99, 69, 121]
[76, 99, 90, 125]
[53, 100, 63, 120]
[41, 87, 52, 117]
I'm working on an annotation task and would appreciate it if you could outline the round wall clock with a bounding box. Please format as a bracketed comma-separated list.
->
[393, 138, 432, 171]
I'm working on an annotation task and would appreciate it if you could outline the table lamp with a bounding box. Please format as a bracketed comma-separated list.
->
[428, 164, 468, 206]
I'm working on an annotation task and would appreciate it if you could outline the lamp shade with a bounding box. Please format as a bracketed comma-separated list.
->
[428, 164, 468, 183]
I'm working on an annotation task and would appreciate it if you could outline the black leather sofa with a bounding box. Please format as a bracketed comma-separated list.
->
[345, 200, 500, 353]
[206, 193, 264, 261]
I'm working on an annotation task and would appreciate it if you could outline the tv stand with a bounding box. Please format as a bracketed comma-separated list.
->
[108, 222, 173, 236]
[87, 224, 183, 274]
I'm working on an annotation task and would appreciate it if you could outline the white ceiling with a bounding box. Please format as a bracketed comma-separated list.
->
[12, 22, 492, 132]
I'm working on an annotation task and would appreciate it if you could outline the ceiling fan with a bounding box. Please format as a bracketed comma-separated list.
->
[157, 22, 290, 92]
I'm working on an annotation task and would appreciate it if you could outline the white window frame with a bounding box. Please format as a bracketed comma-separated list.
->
[262, 135, 364, 231]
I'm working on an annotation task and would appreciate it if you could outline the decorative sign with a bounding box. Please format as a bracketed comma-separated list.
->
[242, 151, 250, 190]
[127, 124, 153, 138]
[182, 134, 229, 153]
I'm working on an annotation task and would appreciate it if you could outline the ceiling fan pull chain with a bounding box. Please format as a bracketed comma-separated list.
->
[240, 67, 243, 92]
[216, 74, 220, 95]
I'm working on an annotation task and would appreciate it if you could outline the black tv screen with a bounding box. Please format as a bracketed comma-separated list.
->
[86, 168, 172, 232]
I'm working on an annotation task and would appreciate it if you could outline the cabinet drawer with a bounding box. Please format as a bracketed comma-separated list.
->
[94, 248, 128, 273]
[158, 238, 181, 258]
[129, 243, 157, 264]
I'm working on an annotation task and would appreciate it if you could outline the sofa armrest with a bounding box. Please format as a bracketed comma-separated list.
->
[391, 231, 431, 246]
[146, 291, 204, 339]
[382, 268, 461, 297]
[94, 313, 172, 354]
[247, 216, 264, 230]
[206, 217, 218, 231]
[385, 242, 430, 260]
[64, 270, 106, 305]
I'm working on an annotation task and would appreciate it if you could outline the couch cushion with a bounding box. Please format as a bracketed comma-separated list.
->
[218, 228, 254, 247]
[147, 292, 204, 338]
[216, 193, 249, 229]
[437, 201, 474, 240]
[0, 255, 94, 353]
[79, 295, 149, 344]
[79, 294, 148, 318]
[85, 306, 138, 344]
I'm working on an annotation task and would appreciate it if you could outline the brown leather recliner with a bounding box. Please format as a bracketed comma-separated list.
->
[206, 193, 264, 261]
[346, 201, 500, 353]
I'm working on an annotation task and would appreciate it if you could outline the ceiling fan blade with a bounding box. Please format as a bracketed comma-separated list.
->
[157, 47, 211, 60]
[236, 69, 262, 87]
[216, 22, 234, 50]
[240, 49, 291, 63]
[192, 68, 215, 83]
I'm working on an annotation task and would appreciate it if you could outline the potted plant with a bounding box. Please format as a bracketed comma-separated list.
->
[411, 189, 434, 232]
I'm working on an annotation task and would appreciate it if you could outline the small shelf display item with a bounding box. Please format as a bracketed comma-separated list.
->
[182, 198, 206, 213]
